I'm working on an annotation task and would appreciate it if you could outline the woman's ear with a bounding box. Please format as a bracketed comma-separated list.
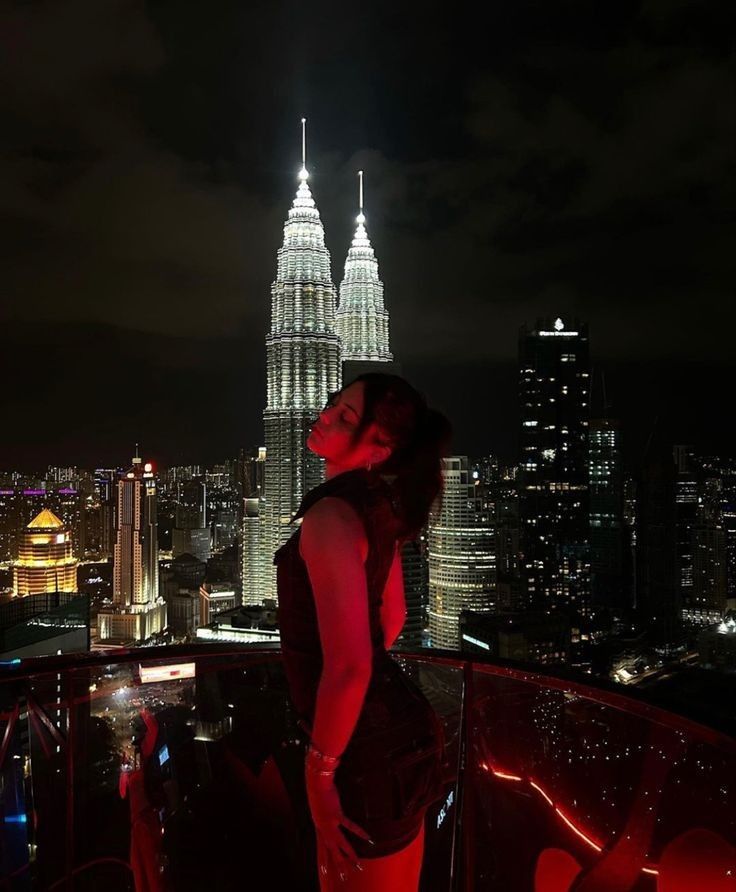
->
[372, 444, 392, 466]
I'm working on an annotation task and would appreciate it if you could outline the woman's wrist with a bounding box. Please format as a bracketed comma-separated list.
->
[305, 742, 341, 777]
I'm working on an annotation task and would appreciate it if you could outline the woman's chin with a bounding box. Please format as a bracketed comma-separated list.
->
[306, 433, 323, 455]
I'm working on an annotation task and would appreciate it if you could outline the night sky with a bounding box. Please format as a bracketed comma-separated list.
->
[2, 0, 733, 470]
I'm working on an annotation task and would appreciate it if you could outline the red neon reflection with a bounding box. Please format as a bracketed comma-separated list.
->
[484, 760, 660, 875]
[553, 805, 603, 852]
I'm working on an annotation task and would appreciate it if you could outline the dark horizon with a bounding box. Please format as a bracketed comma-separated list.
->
[2, 318, 734, 474]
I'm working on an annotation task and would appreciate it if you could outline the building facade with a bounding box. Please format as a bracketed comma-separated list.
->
[518, 317, 591, 632]
[336, 171, 393, 382]
[262, 161, 341, 597]
[98, 456, 166, 642]
[12, 509, 79, 596]
[428, 456, 496, 650]
[589, 419, 627, 613]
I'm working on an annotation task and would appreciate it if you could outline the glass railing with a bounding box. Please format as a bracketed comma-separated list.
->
[0, 645, 733, 890]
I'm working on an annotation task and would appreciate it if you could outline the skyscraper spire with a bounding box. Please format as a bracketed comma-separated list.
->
[261, 118, 341, 596]
[336, 169, 393, 363]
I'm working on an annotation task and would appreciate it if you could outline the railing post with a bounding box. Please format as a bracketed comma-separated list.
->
[450, 660, 475, 892]
[64, 669, 74, 892]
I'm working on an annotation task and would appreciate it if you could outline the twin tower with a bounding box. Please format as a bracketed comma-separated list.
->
[262, 121, 394, 594]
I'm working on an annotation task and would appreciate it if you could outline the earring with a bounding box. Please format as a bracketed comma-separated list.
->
[367, 462, 372, 472]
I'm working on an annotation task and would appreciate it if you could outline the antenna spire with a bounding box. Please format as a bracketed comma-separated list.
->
[298, 118, 309, 181]
[357, 170, 365, 224]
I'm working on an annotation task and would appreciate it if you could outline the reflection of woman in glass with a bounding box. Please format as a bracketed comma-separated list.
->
[275, 373, 450, 890]
[119, 709, 167, 892]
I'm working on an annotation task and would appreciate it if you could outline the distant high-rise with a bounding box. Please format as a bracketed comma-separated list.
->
[242, 497, 266, 606]
[172, 478, 210, 562]
[12, 509, 79, 596]
[262, 121, 341, 596]
[518, 317, 591, 631]
[636, 443, 680, 646]
[692, 476, 728, 621]
[98, 455, 166, 642]
[428, 456, 496, 650]
[336, 170, 395, 382]
[589, 419, 627, 612]
[398, 539, 428, 649]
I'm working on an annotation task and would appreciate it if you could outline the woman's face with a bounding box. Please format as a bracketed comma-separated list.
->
[307, 381, 390, 471]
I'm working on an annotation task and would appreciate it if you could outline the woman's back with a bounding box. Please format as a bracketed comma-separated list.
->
[275, 467, 402, 727]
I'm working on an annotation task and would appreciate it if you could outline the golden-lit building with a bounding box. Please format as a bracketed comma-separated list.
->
[12, 508, 79, 596]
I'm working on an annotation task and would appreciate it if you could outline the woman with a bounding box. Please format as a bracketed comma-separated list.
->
[275, 373, 451, 890]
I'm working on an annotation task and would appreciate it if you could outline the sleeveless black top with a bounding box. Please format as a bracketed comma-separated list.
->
[274, 468, 403, 727]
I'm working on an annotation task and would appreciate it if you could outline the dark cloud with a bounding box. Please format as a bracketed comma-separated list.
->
[0, 0, 733, 465]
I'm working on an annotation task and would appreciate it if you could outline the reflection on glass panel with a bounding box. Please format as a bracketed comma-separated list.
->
[467, 668, 736, 891]
[1, 652, 733, 891]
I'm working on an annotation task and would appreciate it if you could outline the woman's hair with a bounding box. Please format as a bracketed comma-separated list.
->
[350, 373, 452, 538]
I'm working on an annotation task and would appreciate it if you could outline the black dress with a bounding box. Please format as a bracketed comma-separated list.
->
[274, 468, 446, 861]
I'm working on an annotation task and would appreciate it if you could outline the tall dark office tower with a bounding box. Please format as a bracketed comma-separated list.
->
[674, 445, 698, 613]
[398, 539, 428, 649]
[589, 419, 627, 613]
[262, 122, 341, 597]
[94, 469, 117, 558]
[636, 445, 680, 646]
[692, 476, 728, 621]
[495, 468, 523, 613]
[98, 455, 166, 642]
[518, 317, 591, 633]
[172, 478, 210, 562]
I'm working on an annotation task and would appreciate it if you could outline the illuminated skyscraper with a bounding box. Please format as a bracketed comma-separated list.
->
[428, 456, 496, 650]
[262, 121, 341, 596]
[12, 509, 79, 596]
[98, 454, 166, 642]
[242, 497, 266, 606]
[518, 317, 591, 632]
[336, 171, 393, 380]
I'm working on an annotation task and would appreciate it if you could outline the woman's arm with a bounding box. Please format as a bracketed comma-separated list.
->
[300, 496, 373, 759]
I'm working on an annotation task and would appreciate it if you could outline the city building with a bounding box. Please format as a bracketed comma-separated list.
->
[674, 445, 699, 616]
[172, 478, 210, 562]
[97, 455, 166, 643]
[262, 124, 341, 596]
[0, 592, 89, 659]
[196, 601, 280, 644]
[636, 442, 681, 648]
[336, 171, 397, 383]
[459, 609, 571, 666]
[242, 497, 266, 606]
[691, 476, 728, 621]
[589, 419, 628, 613]
[198, 583, 238, 627]
[167, 588, 200, 639]
[238, 446, 266, 499]
[494, 467, 523, 613]
[518, 317, 591, 634]
[398, 538, 427, 649]
[428, 456, 496, 650]
[12, 509, 79, 596]
[698, 616, 736, 672]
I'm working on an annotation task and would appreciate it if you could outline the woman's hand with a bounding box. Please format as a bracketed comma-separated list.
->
[305, 769, 372, 881]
